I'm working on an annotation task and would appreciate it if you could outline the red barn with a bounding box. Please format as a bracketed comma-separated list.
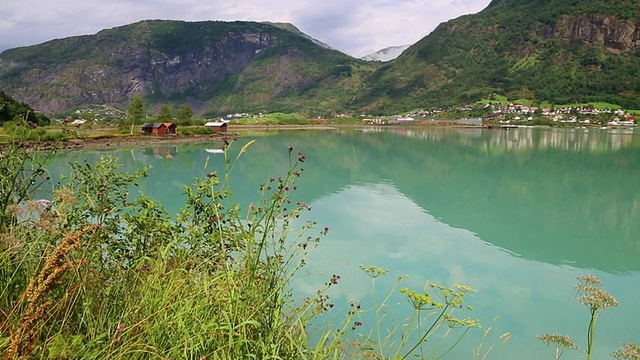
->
[141, 122, 177, 135]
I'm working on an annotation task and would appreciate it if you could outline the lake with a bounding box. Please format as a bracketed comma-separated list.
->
[45, 126, 640, 359]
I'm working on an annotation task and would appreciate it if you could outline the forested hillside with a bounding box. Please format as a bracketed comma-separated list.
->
[0, 20, 377, 117]
[1, 0, 639, 117]
[353, 0, 640, 113]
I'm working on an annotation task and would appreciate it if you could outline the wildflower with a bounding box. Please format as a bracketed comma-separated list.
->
[538, 334, 578, 350]
[359, 265, 388, 278]
[23, 142, 32, 148]
[538, 333, 578, 359]
[575, 274, 619, 311]
[443, 314, 481, 328]
[612, 342, 640, 360]
[113, 323, 126, 343]
[284, 186, 290, 192]
[401, 288, 436, 309]
[288, 146, 294, 153]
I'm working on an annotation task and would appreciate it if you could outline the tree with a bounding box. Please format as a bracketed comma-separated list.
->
[0, 91, 50, 126]
[127, 94, 145, 125]
[158, 105, 172, 122]
[176, 105, 193, 122]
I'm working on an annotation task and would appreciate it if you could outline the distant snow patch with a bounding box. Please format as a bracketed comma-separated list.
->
[361, 45, 410, 62]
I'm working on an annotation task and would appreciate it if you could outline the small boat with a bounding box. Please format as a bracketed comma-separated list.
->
[205, 148, 224, 154]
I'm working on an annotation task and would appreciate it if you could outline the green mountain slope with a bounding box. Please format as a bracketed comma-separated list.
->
[1, 0, 639, 118]
[0, 20, 377, 117]
[354, 0, 640, 113]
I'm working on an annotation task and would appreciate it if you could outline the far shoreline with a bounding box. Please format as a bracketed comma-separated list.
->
[10, 122, 623, 153]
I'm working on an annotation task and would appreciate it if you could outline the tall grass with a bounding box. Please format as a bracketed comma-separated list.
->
[1, 129, 487, 359]
[0, 139, 330, 358]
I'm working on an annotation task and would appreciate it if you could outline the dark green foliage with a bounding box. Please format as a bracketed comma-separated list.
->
[0, 124, 57, 229]
[157, 105, 172, 121]
[175, 105, 193, 122]
[0, 91, 50, 126]
[127, 94, 145, 124]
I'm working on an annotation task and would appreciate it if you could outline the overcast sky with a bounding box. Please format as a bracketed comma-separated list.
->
[1, 0, 492, 58]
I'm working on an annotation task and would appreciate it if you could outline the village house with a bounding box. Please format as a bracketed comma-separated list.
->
[204, 118, 231, 132]
[141, 122, 177, 135]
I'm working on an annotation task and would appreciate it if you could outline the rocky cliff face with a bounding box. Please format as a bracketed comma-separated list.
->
[543, 15, 639, 53]
[0, 20, 361, 116]
[0, 26, 276, 114]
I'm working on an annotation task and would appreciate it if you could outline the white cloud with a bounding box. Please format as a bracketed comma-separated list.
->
[0, 0, 492, 57]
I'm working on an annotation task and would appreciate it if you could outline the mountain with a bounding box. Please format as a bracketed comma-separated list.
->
[0, 20, 377, 117]
[261, 22, 337, 52]
[361, 45, 410, 62]
[352, 0, 640, 113]
[2, 0, 640, 118]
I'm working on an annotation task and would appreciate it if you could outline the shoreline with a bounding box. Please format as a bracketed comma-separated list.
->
[6, 123, 562, 152]
[30, 124, 342, 151]
[51, 133, 229, 151]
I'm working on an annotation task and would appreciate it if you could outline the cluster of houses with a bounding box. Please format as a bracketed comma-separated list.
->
[203, 118, 232, 130]
[362, 116, 483, 126]
[140, 118, 231, 135]
[485, 103, 637, 126]
[376, 103, 637, 127]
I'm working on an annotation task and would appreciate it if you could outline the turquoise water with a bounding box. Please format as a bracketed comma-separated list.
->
[46, 127, 640, 359]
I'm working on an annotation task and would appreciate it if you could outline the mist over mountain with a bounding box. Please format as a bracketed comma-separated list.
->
[361, 45, 410, 62]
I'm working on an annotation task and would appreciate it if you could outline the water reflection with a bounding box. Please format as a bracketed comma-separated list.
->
[46, 128, 640, 272]
[383, 126, 638, 152]
[141, 146, 178, 159]
[296, 181, 640, 360]
[44, 128, 640, 359]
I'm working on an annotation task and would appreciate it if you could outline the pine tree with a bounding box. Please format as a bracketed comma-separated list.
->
[127, 94, 145, 125]
[176, 105, 193, 121]
[158, 105, 172, 122]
